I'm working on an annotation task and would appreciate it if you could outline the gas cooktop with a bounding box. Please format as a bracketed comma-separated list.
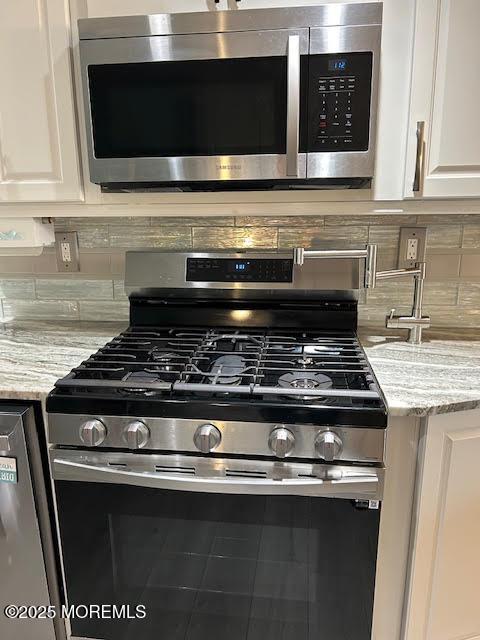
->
[47, 326, 386, 426]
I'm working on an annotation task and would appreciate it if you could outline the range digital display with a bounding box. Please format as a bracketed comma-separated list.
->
[186, 258, 293, 283]
[234, 262, 249, 272]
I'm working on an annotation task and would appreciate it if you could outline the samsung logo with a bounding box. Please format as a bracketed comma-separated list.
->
[216, 164, 241, 171]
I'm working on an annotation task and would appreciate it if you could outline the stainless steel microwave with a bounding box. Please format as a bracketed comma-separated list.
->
[78, 3, 382, 192]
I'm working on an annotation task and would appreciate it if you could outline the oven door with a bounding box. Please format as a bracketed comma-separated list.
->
[80, 29, 308, 185]
[52, 450, 382, 640]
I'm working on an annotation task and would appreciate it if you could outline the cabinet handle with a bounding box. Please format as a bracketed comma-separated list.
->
[286, 34, 300, 177]
[413, 121, 426, 193]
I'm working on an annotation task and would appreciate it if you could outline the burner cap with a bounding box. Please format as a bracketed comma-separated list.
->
[208, 355, 247, 385]
[278, 371, 333, 400]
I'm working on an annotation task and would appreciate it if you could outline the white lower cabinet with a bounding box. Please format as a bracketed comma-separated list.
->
[0, 0, 82, 202]
[403, 409, 480, 640]
[371, 417, 420, 640]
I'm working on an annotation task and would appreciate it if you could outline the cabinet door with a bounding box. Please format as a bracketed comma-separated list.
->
[0, 0, 82, 202]
[405, 0, 480, 198]
[404, 410, 480, 640]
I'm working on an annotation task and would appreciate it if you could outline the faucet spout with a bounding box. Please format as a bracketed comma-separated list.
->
[292, 244, 431, 344]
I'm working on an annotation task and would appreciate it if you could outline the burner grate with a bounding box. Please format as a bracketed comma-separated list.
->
[55, 327, 381, 402]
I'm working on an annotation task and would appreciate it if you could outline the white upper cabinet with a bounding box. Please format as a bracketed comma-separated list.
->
[405, 0, 480, 198]
[0, 0, 82, 202]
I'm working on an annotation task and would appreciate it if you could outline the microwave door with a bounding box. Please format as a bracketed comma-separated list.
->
[80, 29, 309, 185]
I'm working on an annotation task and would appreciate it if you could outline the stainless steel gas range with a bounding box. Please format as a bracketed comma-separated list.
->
[47, 249, 386, 640]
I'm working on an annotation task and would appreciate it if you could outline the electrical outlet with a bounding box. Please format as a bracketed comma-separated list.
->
[406, 238, 418, 261]
[60, 241, 71, 263]
[55, 232, 79, 272]
[398, 227, 427, 269]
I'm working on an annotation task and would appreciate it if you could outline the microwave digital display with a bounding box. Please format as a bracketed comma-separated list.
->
[328, 58, 348, 71]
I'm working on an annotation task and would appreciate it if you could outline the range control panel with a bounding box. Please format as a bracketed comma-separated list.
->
[186, 258, 293, 283]
[307, 52, 373, 153]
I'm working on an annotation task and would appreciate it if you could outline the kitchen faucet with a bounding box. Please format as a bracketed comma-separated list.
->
[374, 261, 430, 344]
[293, 245, 430, 344]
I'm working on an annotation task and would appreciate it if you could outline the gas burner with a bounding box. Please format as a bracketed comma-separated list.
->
[149, 349, 181, 370]
[120, 371, 165, 397]
[278, 371, 333, 400]
[207, 355, 247, 385]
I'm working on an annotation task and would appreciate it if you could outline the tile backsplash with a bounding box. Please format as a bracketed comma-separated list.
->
[0, 214, 479, 328]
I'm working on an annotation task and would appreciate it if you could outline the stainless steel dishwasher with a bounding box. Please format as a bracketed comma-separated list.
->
[0, 404, 64, 640]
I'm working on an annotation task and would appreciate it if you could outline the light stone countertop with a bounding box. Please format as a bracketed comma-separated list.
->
[359, 327, 480, 416]
[0, 320, 125, 401]
[0, 320, 478, 417]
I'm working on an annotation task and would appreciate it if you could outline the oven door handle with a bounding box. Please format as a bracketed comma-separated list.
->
[286, 34, 300, 177]
[52, 457, 382, 500]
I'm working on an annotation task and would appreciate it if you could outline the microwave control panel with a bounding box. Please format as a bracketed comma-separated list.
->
[306, 52, 373, 153]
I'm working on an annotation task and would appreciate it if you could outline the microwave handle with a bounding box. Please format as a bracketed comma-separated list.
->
[286, 34, 300, 177]
[52, 457, 381, 500]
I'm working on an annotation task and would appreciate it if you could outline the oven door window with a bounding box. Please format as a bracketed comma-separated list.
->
[56, 481, 379, 640]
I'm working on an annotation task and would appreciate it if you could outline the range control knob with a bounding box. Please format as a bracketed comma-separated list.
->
[125, 421, 150, 449]
[79, 419, 106, 447]
[268, 427, 295, 458]
[315, 430, 343, 462]
[193, 424, 222, 453]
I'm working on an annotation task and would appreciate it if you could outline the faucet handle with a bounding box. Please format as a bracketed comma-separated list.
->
[386, 309, 399, 329]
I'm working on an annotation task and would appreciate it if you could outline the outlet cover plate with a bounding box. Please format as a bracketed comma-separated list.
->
[398, 227, 427, 269]
[55, 231, 79, 272]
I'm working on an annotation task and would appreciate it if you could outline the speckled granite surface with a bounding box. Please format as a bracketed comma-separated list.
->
[0, 321, 124, 400]
[359, 328, 480, 416]
[0, 321, 478, 416]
